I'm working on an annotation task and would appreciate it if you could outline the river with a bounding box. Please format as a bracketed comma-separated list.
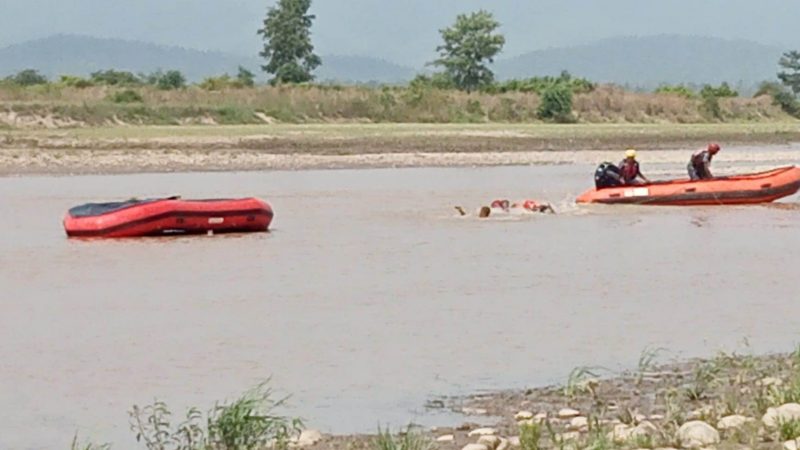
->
[2, 150, 800, 449]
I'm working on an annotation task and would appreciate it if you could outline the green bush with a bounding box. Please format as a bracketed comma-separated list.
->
[754, 81, 784, 97]
[109, 89, 144, 103]
[537, 84, 574, 122]
[59, 75, 94, 88]
[700, 82, 739, 98]
[696, 83, 738, 120]
[158, 70, 187, 90]
[7, 69, 48, 86]
[237, 66, 256, 87]
[488, 71, 595, 95]
[199, 75, 237, 91]
[655, 84, 696, 98]
[774, 90, 800, 117]
[753, 81, 800, 117]
[144, 70, 187, 90]
[200, 68, 257, 91]
[409, 73, 456, 90]
[701, 94, 722, 119]
[90, 70, 141, 86]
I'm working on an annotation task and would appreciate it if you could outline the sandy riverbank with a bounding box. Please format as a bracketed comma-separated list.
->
[1, 123, 799, 175]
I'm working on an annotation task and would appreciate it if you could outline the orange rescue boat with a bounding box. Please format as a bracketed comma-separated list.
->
[576, 166, 800, 206]
[63, 196, 273, 238]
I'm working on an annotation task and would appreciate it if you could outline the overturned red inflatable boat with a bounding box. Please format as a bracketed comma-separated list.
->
[63, 196, 273, 238]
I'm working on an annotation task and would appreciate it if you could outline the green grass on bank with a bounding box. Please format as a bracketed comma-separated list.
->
[8, 122, 800, 142]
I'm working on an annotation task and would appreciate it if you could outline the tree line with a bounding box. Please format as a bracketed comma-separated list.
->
[256, 0, 800, 118]
[3, 0, 799, 119]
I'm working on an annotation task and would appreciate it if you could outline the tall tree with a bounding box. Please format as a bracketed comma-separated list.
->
[778, 51, 800, 96]
[258, 0, 321, 85]
[433, 10, 505, 92]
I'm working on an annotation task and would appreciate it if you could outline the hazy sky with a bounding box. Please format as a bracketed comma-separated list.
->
[2, 0, 799, 66]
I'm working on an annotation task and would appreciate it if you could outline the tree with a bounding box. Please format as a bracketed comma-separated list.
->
[257, 0, 321, 85]
[432, 10, 505, 92]
[9, 69, 48, 86]
[778, 51, 800, 96]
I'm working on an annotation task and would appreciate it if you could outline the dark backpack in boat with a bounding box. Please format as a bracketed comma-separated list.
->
[594, 162, 623, 189]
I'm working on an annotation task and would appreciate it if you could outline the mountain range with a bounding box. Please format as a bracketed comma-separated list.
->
[0, 34, 790, 88]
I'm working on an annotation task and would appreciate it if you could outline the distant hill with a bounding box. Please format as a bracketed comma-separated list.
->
[494, 35, 786, 89]
[315, 55, 416, 84]
[0, 34, 417, 84]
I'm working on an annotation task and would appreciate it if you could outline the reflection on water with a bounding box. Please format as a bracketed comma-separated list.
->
[1, 159, 800, 449]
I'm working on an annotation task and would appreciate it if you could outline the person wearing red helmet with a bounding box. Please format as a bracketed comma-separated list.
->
[688, 143, 721, 180]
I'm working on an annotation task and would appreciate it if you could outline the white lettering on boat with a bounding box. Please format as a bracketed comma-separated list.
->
[624, 188, 650, 197]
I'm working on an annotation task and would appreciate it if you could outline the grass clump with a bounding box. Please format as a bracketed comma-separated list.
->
[779, 418, 800, 441]
[519, 422, 542, 450]
[129, 381, 302, 450]
[563, 366, 601, 401]
[635, 346, 666, 385]
[70, 434, 110, 450]
[372, 425, 435, 450]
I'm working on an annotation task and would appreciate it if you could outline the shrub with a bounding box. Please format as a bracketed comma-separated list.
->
[409, 73, 456, 90]
[145, 70, 187, 90]
[537, 84, 574, 122]
[109, 89, 144, 103]
[90, 70, 141, 86]
[700, 91, 722, 120]
[158, 70, 187, 90]
[237, 66, 256, 87]
[655, 84, 696, 98]
[200, 75, 236, 91]
[8, 69, 48, 86]
[700, 82, 739, 98]
[751, 81, 800, 117]
[59, 75, 94, 88]
[774, 90, 800, 117]
[489, 71, 595, 95]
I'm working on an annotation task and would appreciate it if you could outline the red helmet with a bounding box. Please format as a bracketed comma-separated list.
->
[707, 143, 721, 154]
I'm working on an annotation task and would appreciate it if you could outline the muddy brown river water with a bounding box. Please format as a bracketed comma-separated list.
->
[2, 149, 800, 449]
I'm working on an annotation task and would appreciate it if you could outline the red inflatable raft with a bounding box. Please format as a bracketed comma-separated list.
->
[63, 196, 273, 238]
[576, 166, 800, 206]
